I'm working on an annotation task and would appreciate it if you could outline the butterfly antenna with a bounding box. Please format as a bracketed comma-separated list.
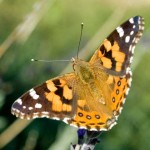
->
[31, 59, 70, 63]
[77, 22, 84, 59]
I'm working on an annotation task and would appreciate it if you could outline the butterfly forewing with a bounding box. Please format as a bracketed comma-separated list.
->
[11, 16, 144, 131]
[11, 73, 77, 120]
[90, 16, 144, 76]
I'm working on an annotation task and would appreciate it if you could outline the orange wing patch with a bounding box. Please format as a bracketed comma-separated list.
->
[90, 39, 126, 76]
[101, 57, 112, 69]
[62, 104, 72, 112]
[63, 85, 73, 100]
[103, 39, 111, 51]
[46, 80, 57, 92]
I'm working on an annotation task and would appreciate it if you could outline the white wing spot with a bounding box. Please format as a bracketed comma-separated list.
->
[131, 45, 135, 53]
[133, 25, 136, 29]
[63, 117, 70, 123]
[20, 113, 25, 119]
[130, 31, 134, 35]
[129, 18, 134, 24]
[122, 98, 126, 104]
[128, 78, 132, 87]
[129, 45, 132, 51]
[106, 118, 116, 127]
[125, 88, 130, 95]
[16, 98, 22, 105]
[138, 20, 141, 25]
[126, 67, 131, 74]
[20, 115, 25, 119]
[70, 124, 78, 128]
[53, 117, 60, 120]
[27, 116, 31, 120]
[28, 107, 33, 110]
[141, 26, 144, 30]
[108, 122, 117, 130]
[42, 111, 49, 115]
[129, 56, 133, 63]
[119, 107, 123, 114]
[32, 112, 40, 119]
[89, 128, 98, 131]
[41, 112, 50, 118]
[134, 38, 139, 44]
[116, 26, 124, 37]
[125, 36, 130, 43]
[29, 88, 39, 100]
[23, 106, 26, 109]
[20, 112, 25, 116]
[32, 115, 39, 119]
[35, 103, 42, 108]
[33, 112, 40, 115]
[15, 109, 20, 113]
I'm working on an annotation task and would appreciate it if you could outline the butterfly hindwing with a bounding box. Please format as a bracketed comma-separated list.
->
[66, 69, 132, 131]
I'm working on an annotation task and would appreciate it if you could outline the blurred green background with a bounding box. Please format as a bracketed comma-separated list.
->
[0, 0, 150, 150]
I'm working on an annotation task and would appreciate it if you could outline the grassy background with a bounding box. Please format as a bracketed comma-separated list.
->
[0, 0, 150, 150]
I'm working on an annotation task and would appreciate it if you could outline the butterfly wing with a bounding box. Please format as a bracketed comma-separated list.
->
[11, 73, 78, 120]
[90, 16, 144, 76]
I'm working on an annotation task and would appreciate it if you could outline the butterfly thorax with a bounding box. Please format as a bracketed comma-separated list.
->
[72, 58, 95, 85]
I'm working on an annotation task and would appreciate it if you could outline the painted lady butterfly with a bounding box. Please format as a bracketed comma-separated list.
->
[11, 16, 144, 131]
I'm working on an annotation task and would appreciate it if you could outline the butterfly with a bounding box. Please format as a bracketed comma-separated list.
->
[11, 16, 144, 131]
